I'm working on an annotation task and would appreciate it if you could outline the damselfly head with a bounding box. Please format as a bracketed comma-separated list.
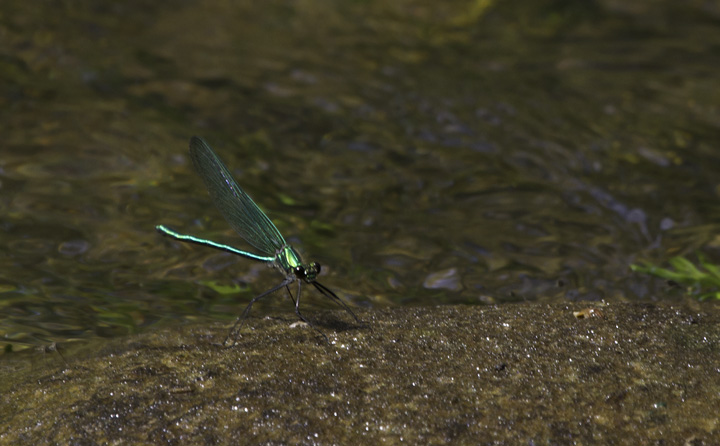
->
[295, 262, 321, 282]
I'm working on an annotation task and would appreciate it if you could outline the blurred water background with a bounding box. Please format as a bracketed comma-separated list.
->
[1, 0, 719, 350]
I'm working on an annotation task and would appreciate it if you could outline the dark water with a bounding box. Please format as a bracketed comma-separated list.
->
[1, 0, 719, 349]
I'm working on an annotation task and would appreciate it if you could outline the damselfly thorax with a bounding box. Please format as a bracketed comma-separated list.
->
[272, 244, 322, 283]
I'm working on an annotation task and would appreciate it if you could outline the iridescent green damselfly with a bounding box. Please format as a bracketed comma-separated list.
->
[156, 137, 360, 346]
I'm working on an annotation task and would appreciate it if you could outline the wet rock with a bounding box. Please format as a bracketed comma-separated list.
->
[2, 302, 719, 444]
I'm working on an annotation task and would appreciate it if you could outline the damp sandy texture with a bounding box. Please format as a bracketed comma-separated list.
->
[2, 302, 719, 444]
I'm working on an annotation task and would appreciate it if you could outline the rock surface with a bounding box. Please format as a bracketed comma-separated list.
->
[2, 302, 719, 444]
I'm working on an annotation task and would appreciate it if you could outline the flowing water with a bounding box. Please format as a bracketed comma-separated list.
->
[1, 0, 719, 349]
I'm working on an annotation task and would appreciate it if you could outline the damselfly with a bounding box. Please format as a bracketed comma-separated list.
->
[157, 136, 360, 346]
